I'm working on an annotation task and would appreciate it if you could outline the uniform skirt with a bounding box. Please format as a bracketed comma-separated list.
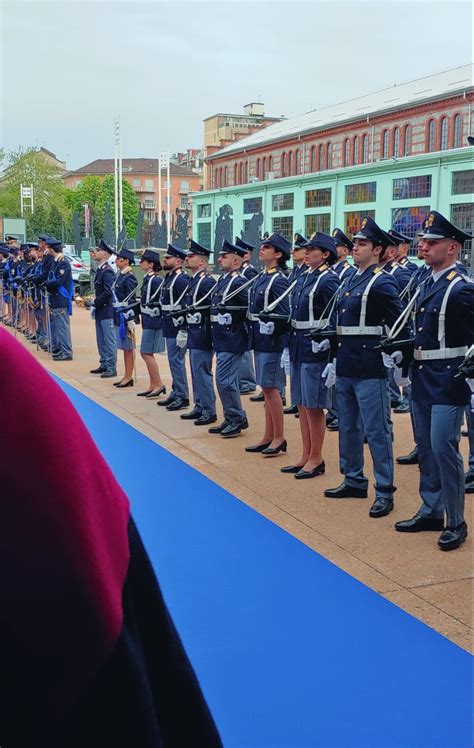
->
[290, 360, 329, 409]
[140, 328, 165, 355]
[115, 326, 135, 351]
[255, 350, 286, 389]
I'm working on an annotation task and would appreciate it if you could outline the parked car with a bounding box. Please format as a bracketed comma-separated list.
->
[64, 254, 86, 282]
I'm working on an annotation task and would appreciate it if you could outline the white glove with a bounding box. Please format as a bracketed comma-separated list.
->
[172, 315, 184, 327]
[217, 312, 232, 325]
[186, 312, 201, 325]
[126, 319, 135, 334]
[280, 347, 290, 375]
[176, 329, 188, 348]
[259, 320, 275, 335]
[311, 339, 330, 354]
[382, 351, 402, 369]
[322, 360, 336, 389]
[125, 309, 135, 320]
[394, 366, 410, 388]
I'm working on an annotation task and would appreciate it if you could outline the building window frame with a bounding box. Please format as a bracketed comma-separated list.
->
[382, 129, 389, 159]
[427, 119, 437, 152]
[453, 114, 463, 148]
[440, 117, 448, 150]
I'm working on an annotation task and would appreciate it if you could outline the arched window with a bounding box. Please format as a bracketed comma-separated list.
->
[281, 152, 286, 177]
[295, 149, 301, 175]
[215, 168, 219, 188]
[382, 129, 389, 158]
[256, 158, 260, 179]
[243, 161, 248, 184]
[404, 125, 411, 156]
[268, 155, 273, 173]
[220, 167, 223, 187]
[224, 166, 228, 187]
[362, 134, 369, 163]
[428, 120, 436, 152]
[453, 114, 462, 148]
[393, 127, 400, 158]
[440, 117, 448, 150]
[326, 142, 332, 169]
[262, 157, 266, 178]
[239, 162, 243, 184]
[234, 163, 238, 185]
[318, 144, 324, 170]
[343, 138, 350, 166]
[310, 145, 316, 172]
[353, 136, 359, 165]
[288, 151, 293, 176]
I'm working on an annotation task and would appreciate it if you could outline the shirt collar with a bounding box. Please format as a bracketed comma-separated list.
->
[431, 263, 457, 283]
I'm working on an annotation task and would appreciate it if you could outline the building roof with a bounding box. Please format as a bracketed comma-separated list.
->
[64, 158, 199, 178]
[203, 112, 282, 122]
[209, 64, 473, 159]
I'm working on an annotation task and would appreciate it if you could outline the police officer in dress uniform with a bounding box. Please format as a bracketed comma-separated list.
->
[237, 237, 258, 396]
[112, 247, 139, 387]
[157, 245, 190, 411]
[245, 233, 291, 455]
[45, 237, 74, 361]
[395, 211, 474, 550]
[29, 235, 55, 351]
[179, 240, 217, 425]
[90, 239, 117, 378]
[209, 239, 250, 438]
[137, 249, 166, 399]
[324, 217, 411, 518]
[283, 233, 340, 478]
[283, 233, 309, 416]
[389, 229, 418, 274]
[326, 228, 357, 430]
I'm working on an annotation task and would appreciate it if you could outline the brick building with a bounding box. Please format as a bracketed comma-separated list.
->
[63, 158, 200, 227]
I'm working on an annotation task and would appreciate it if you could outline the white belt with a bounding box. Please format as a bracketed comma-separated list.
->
[210, 314, 219, 322]
[141, 304, 160, 317]
[414, 346, 467, 361]
[292, 318, 330, 330]
[160, 304, 173, 311]
[248, 313, 260, 321]
[336, 325, 383, 336]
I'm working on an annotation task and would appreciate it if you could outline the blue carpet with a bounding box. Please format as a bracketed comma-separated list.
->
[59, 380, 472, 748]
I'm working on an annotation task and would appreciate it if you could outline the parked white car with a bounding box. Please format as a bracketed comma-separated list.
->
[64, 254, 85, 282]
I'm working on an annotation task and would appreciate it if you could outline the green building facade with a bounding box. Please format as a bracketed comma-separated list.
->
[192, 148, 473, 269]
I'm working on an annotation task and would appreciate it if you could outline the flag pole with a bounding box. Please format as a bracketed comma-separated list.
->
[114, 118, 119, 245]
[118, 117, 123, 239]
[166, 152, 171, 245]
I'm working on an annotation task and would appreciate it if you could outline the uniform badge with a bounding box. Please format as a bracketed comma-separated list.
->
[361, 217, 368, 229]
[332, 229, 338, 238]
[427, 213, 435, 226]
[373, 266, 381, 274]
[446, 271, 457, 281]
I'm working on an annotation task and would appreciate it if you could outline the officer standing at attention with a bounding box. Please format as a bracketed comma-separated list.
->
[324, 217, 410, 517]
[90, 239, 117, 379]
[283, 233, 340, 478]
[45, 237, 74, 361]
[209, 239, 250, 438]
[378, 235, 412, 292]
[137, 249, 166, 399]
[331, 228, 356, 282]
[237, 237, 259, 396]
[395, 211, 474, 551]
[245, 233, 291, 456]
[157, 245, 190, 411]
[389, 229, 418, 274]
[179, 240, 217, 426]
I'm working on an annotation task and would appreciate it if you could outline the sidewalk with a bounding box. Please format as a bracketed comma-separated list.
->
[8, 308, 473, 652]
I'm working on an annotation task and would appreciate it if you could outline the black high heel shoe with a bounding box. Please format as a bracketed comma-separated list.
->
[245, 441, 271, 453]
[262, 440, 287, 456]
[281, 464, 304, 474]
[114, 379, 134, 388]
[294, 461, 325, 479]
[145, 385, 167, 399]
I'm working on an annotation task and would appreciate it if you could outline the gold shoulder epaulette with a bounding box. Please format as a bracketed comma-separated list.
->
[446, 270, 458, 281]
[373, 266, 382, 274]
[319, 263, 328, 272]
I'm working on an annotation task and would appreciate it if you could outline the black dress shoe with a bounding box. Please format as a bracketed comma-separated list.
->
[157, 396, 176, 407]
[209, 420, 230, 434]
[221, 418, 249, 438]
[438, 522, 468, 551]
[166, 397, 190, 411]
[295, 462, 325, 479]
[324, 482, 368, 499]
[194, 415, 217, 426]
[369, 498, 394, 518]
[281, 465, 304, 474]
[284, 405, 298, 415]
[262, 440, 287, 456]
[394, 513, 445, 533]
[396, 449, 419, 465]
[52, 355, 73, 361]
[249, 391, 265, 402]
[137, 390, 153, 397]
[326, 419, 339, 431]
[100, 371, 117, 378]
[90, 366, 106, 374]
[245, 442, 271, 453]
[180, 410, 202, 420]
[145, 386, 166, 399]
[114, 379, 134, 388]
[393, 402, 410, 414]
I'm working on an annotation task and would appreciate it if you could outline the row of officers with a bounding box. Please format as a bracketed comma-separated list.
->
[2, 212, 473, 552]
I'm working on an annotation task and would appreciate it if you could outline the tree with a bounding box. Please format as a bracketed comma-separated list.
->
[99, 175, 139, 240]
[65, 176, 105, 240]
[48, 206, 65, 241]
[0, 146, 67, 224]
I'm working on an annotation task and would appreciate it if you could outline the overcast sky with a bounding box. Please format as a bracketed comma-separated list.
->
[1, 1, 472, 170]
